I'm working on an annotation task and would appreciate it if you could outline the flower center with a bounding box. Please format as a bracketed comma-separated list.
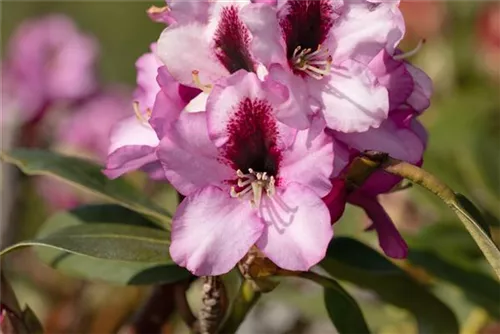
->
[291, 44, 332, 79]
[230, 168, 276, 207]
[280, 0, 336, 79]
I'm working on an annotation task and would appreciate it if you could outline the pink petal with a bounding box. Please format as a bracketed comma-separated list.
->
[348, 193, 408, 259]
[103, 112, 162, 180]
[133, 43, 162, 114]
[240, 4, 287, 67]
[104, 146, 159, 180]
[150, 66, 201, 138]
[369, 50, 414, 111]
[328, 1, 405, 64]
[280, 125, 336, 198]
[310, 59, 389, 133]
[405, 63, 433, 113]
[108, 116, 159, 153]
[158, 112, 234, 196]
[256, 183, 333, 271]
[322, 178, 348, 224]
[165, 1, 211, 24]
[334, 116, 425, 164]
[170, 186, 264, 276]
[157, 23, 229, 86]
[206, 70, 295, 148]
[266, 64, 315, 129]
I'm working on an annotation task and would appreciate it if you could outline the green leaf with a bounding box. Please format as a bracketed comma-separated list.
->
[408, 249, 500, 318]
[299, 272, 369, 333]
[454, 194, 492, 236]
[324, 286, 370, 334]
[451, 193, 500, 278]
[0, 149, 171, 226]
[320, 237, 459, 334]
[1, 223, 171, 262]
[0, 205, 190, 285]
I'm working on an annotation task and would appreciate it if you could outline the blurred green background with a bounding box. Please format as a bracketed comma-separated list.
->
[1, 1, 499, 333]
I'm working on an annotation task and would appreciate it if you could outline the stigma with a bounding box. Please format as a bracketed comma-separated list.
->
[291, 45, 332, 80]
[230, 169, 276, 208]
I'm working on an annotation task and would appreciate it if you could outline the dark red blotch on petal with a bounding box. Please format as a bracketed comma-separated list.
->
[280, 0, 336, 61]
[223, 98, 282, 177]
[214, 6, 255, 74]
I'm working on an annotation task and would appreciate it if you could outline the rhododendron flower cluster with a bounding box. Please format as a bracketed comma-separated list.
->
[105, 0, 432, 276]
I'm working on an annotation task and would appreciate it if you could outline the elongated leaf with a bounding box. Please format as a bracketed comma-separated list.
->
[451, 193, 500, 278]
[320, 237, 459, 334]
[308, 272, 370, 334]
[0, 149, 171, 226]
[39, 250, 190, 285]
[324, 287, 370, 334]
[1, 223, 171, 262]
[408, 249, 500, 318]
[5, 205, 189, 285]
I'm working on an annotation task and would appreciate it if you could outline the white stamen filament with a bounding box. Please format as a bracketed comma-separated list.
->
[192, 70, 213, 93]
[230, 169, 276, 208]
[133, 101, 151, 125]
[292, 45, 332, 80]
[394, 39, 426, 60]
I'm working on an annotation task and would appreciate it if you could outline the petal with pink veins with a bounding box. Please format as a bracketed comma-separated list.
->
[207, 71, 295, 148]
[310, 59, 389, 133]
[256, 183, 333, 271]
[158, 112, 234, 196]
[170, 186, 264, 276]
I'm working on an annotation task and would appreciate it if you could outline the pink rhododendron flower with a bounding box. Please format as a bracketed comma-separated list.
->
[6, 15, 98, 120]
[104, 49, 199, 180]
[156, 1, 261, 87]
[242, 0, 406, 132]
[159, 71, 348, 275]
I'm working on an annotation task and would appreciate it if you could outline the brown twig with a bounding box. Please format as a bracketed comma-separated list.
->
[198, 276, 226, 334]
